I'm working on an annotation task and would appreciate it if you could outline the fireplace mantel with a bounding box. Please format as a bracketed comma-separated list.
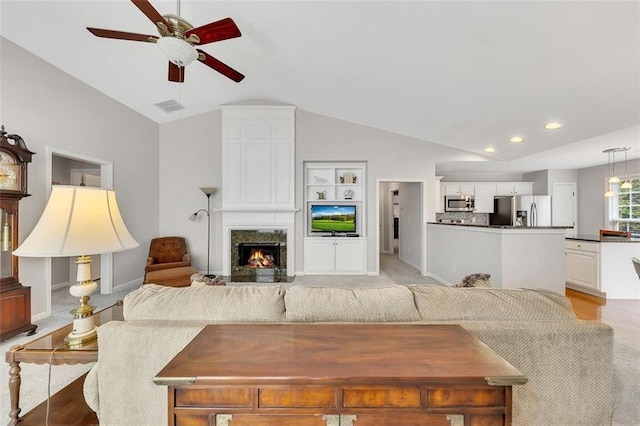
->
[220, 105, 296, 277]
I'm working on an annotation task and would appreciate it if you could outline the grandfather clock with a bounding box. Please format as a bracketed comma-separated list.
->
[0, 125, 37, 341]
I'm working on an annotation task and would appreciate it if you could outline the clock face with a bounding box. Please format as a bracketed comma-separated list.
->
[0, 151, 20, 191]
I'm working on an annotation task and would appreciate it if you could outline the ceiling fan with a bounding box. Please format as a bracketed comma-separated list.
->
[86, 0, 244, 83]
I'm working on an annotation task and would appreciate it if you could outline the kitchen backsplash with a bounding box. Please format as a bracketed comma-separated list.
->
[436, 212, 489, 225]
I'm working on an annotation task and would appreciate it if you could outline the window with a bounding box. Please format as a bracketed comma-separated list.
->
[607, 175, 640, 235]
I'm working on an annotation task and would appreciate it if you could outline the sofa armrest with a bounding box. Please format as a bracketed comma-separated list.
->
[458, 320, 614, 426]
[88, 321, 205, 426]
[146, 257, 154, 266]
[182, 254, 191, 263]
[83, 366, 100, 415]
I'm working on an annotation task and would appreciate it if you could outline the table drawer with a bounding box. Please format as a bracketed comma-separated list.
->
[176, 388, 252, 407]
[259, 387, 336, 408]
[428, 388, 505, 408]
[565, 240, 599, 253]
[343, 387, 421, 408]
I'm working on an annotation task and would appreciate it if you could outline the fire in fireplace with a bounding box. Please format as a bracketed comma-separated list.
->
[238, 243, 281, 269]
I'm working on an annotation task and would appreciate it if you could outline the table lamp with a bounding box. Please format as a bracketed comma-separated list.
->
[13, 186, 138, 346]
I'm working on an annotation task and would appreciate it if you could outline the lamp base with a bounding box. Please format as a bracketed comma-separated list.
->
[64, 317, 97, 347]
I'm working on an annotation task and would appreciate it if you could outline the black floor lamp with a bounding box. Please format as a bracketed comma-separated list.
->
[189, 187, 216, 278]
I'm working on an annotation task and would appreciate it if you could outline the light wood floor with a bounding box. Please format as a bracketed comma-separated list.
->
[566, 288, 640, 330]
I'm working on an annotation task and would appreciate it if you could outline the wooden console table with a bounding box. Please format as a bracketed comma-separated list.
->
[5, 301, 123, 426]
[155, 323, 527, 426]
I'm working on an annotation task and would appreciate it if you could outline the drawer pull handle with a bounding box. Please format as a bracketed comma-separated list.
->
[216, 414, 233, 426]
[447, 414, 464, 426]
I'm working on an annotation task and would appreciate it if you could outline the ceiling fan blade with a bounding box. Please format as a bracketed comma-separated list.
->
[168, 62, 186, 83]
[131, 0, 172, 33]
[197, 49, 245, 83]
[87, 27, 158, 43]
[186, 17, 241, 45]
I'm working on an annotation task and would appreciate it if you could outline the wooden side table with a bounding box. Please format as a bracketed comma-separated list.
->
[5, 301, 123, 426]
[155, 323, 527, 426]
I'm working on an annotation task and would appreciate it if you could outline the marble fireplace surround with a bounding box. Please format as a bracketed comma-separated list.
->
[220, 211, 296, 277]
[231, 228, 287, 274]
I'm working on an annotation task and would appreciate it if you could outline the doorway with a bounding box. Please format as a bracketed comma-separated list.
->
[376, 179, 426, 276]
[45, 147, 113, 317]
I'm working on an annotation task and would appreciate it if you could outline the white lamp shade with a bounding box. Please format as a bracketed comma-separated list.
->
[157, 37, 198, 66]
[13, 186, 138, 257]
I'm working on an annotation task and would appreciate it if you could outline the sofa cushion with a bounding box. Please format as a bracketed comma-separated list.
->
[284, 285, 421, 322]
[408, 285, 577, 321]
[123, 284, 286, 322]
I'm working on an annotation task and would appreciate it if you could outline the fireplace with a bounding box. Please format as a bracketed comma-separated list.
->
[230, 229, 289, 282]
[238, 243, 281, 269]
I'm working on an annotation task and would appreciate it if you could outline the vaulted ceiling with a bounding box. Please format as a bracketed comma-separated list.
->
[1, 1, 639, 174]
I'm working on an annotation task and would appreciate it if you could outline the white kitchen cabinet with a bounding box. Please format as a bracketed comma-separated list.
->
[474, 184, 496, 213]
[495, 182, 533, 196]
[565, 240, 600, 291]
[304, 237, 367, 274]
[443, 183, 475, 196]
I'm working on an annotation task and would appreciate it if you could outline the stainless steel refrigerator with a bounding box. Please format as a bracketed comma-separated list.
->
[490, 195, 552, 227]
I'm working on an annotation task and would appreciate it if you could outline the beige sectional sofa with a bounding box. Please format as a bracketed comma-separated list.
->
[84, 284, 614, 426]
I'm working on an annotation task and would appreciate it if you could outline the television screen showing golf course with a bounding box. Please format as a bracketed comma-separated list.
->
[311, 205, 356, 232]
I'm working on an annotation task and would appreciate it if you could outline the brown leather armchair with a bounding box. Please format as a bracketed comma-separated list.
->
[143, 237, 197, 287]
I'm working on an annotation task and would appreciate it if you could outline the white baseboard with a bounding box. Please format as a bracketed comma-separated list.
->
[112, 277, 143, 293]
[51, 282, 71, 291]
[425, 272, 452, 286]
[367, 271, 380, 276]
[397, 255, 421, 272]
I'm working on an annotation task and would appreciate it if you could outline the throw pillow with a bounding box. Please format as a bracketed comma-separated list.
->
[190, 273, 226, 286]
[453, 273, 492, 288]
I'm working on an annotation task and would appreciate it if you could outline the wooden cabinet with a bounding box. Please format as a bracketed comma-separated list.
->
[304, 237, 366, 274]
[474, 184, 497, 213]
[0, 126, 37, 341]
[565, 240, 600, 291]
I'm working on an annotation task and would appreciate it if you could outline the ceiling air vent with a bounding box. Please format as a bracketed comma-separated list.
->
[154, 99, 184, 113]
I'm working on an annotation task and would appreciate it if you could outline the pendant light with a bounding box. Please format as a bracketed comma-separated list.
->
[620, 147, 632, 190]
[608, 149, 620, 184]
[603, 148, 615, 197]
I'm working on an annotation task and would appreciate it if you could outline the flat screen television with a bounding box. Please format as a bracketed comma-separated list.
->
[310, 204, 356, 234]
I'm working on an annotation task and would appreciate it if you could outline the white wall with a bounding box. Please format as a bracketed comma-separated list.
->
[2, 37, 159, 318]
[398, 182, 422, 270]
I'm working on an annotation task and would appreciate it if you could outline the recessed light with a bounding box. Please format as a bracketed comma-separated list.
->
[544, 122, 562, 130]
[484, 147, 496, 153]
[510, 136, 524, 143]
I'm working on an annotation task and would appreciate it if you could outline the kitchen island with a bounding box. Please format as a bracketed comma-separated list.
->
[427, 222, 569, 294]
[565, 235, 640, 299]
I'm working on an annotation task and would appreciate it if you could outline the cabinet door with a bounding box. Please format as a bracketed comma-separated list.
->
[304, 239, 336, 273]
[334, 239, 366, 273]
[495, 183, 514, 196]
[474, 184, 496, 213]
[513, 182, 533, 195]
[565, 250, 599, 290]
[443, 184, 461, 196]
[459, 184, 475, 196]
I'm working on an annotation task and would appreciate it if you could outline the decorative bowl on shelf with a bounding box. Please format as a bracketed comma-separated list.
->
[344, 189, 354, 199]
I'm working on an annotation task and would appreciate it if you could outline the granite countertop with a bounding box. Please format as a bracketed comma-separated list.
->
[567, 235, 640, 243]
[428, 222, 572, 230]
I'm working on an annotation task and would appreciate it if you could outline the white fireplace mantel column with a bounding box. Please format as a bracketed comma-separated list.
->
[219, 104, 296, 277]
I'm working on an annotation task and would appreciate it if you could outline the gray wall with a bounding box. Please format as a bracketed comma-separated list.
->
[2, 37, 160, 318]
[578, 158, 640, 235]
[158, 108, 469, 274]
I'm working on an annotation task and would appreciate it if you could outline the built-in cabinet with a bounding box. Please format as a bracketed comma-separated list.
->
[303, 237, 367, 274]
[495, 182, 533, 196]
[565, 240, 600, 291]
[438, 181, 533, 213]
[303, 162, 367, 274]
[443, 183, 474, 196]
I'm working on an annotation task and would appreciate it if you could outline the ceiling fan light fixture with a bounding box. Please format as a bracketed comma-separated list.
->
[157, 36, 198, 66]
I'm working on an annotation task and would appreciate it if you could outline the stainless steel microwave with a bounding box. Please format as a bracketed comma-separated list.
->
[445, 195, 475, 212]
